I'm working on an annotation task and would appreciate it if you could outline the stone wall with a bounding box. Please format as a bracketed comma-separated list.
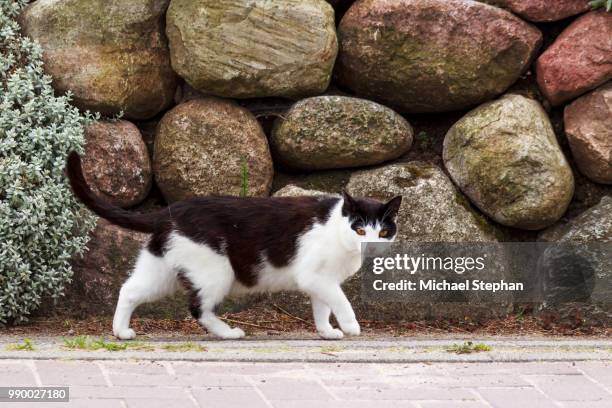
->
[21, 0, 611, 322]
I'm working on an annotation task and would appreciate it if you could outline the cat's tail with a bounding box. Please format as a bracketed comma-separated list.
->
[66, 151, 163, 233]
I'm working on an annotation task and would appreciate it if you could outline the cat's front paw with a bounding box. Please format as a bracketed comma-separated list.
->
[340, 321, 361, 336]
[318, 328, 344, 340]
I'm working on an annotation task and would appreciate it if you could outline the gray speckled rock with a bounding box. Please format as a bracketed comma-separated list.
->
[153, 98, 274, 202]
[337, 0, 541, 112]
[564, 83, 612, 185]
[82, 120, 151, 208]
[539, 196, 612, 243]
[166, 0, 337, 99]
[273, 185, 329, 198]
[346, 162, 501, 242]
[271, 96, 413, 170]
[20, 0, 177, 119]
[443, 94, 574, 230]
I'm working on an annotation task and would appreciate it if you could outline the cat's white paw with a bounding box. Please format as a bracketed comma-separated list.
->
[318, 328, 344, 340]
[114, 328, 136, 340]
[218, 327, 246, 339]
[340, 321, 361, 336]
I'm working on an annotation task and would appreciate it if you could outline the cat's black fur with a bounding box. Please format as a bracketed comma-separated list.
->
[66, 152, 401, 288]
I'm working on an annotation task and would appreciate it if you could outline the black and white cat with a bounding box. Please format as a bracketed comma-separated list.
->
[66, 152, 401, 340]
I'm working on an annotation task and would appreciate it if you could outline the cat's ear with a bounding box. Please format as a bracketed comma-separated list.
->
[383, 196, 402, 219]
[342, 190, 357, 214]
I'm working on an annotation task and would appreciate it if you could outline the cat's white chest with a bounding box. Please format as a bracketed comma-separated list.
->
[318, 247, 361, 281]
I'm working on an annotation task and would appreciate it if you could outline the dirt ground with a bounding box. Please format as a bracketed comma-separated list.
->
[3, 305, 609, 339]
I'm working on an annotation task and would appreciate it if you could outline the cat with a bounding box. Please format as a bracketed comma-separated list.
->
[66, 152, 402, 340]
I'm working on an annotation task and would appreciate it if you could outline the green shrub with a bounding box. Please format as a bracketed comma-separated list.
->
[0, 0, 96, 324]
[590, 0, 612, 11]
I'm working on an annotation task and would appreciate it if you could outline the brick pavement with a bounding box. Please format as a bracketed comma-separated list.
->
[0, 360, 610, 407]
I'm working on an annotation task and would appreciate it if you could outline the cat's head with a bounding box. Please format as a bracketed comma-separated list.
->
[340, 190, 402, 250]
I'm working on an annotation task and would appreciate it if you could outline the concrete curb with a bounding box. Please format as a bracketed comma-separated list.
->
[1, 338, 610, 363]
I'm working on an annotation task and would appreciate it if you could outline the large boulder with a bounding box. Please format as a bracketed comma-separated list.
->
[501, 0, 590, 22]
[153, 98, 274, 202]
[166, 0, 337, 99]
[346, 162, 501, 242]
[336, 0, 542, 113]
[564, 83, 612, 185]
[82, 121, 152, 208]
[270, 96, 413, 170]
[536, 11, 612, 106]
[443, 94, 574, 230]
[20, 0, 177, 120]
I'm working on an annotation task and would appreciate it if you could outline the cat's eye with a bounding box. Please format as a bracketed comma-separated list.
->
[379, 230, 388, 238]
[356, 228, 366, 236]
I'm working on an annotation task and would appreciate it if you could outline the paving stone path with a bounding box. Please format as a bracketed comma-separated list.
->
[1, 359, 611, 408]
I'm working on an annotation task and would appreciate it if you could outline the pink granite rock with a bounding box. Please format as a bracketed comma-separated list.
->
[504, 0, 590, 22]
[82, 120, 152, 208]
[536, 11, 612, 106]
[564, 83, 612, 184]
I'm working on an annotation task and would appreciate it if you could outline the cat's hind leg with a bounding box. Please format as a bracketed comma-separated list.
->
[200, 309, 245, 339]
[180, 262, 245, 340]
[112, 249, 177, 340]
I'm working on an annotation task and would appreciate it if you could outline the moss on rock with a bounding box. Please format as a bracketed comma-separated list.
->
[443, 94, 575, 230]
[20, 0, 177, 119]
[270, 96, 413, 170]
